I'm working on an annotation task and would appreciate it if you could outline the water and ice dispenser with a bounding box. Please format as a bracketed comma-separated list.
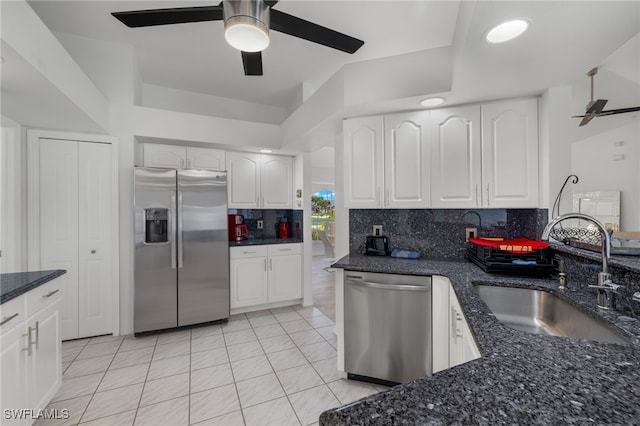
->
[145, 208, 168, 243]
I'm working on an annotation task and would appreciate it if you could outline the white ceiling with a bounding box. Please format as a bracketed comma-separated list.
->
[17, 1, 640, 125]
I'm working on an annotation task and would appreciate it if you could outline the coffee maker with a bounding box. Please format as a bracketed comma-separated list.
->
[228, 214, 249, 241]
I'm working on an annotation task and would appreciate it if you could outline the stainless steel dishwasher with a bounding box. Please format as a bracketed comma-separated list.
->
[344, 271, 432, 385]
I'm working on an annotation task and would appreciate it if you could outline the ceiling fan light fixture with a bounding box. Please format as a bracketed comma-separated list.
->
[223, 1, 270, 52]
[485, 19, 529, 44]
[420, 97, 445, 107]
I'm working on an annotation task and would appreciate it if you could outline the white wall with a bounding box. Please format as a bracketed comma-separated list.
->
[572, 120, 640, 230]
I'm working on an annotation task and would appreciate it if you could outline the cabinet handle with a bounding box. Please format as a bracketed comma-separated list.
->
[0, 313, 19, 326]
[243, 250, 257, 254]
[450, 306, 456, 343]
[43, 289, 59, 298]
[264, 259, 267, 271]
[23, 327, 33, 356]
[486, 184, 490, 206]
[35, 321, 40, 350]
[278, 248, 292, 252]
[270, 259, 273, 271]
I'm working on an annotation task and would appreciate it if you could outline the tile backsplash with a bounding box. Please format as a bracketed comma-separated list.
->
[350, 209, 548, 260]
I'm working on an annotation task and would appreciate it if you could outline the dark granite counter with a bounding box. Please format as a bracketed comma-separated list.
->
[321, 254, 640, 425]
[1, 270, 67, 304]
[551, 242, 640, 273]
[229, 238, 303, 247]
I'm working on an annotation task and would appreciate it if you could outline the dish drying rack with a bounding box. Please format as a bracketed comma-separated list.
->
[467, 238, 554, 276]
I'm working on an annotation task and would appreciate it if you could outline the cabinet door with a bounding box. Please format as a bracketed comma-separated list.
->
[39, 139, 79, 341]
[384, 112, 430, 208]
[27, 299, 62, 414]
[430, 106, 482, 208]
[343, 116, 384, 208]
[187, 147, 226, 171]
[78, 142, 113, 338]
[261, 155, 293, 208]
[0, 320, 28, 426]
[143, 144, 187, 169]
[230, 257, 268, 308]
[431, 276, 450, 373]
[268, 254, 302, 302]
[227, 152, 261, 208]
[481, 98, 539, 208]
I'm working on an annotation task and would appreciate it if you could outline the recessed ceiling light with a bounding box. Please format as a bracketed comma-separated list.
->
[420, 97, 445, 108]
[260, 149, 273, 153]
[485, 19, 529, 44]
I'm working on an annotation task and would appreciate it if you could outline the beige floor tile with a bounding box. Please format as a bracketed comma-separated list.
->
[298, 341, 336, 363]
[248, 314, 278, 328]
[191, 334, 225, 353]
[313, 326, 335, 341]
[62, 345, 84, 363]
[52, 372, 103, 402]
[221, 318, 251, 333]
[134, 395, 189, 426]
[311, 357, 342, 384]
[242, 396, 300, 426]
[327, 379, 378, 405]
[294, 307, 326, 321]
[147, 354, 190, 381]
[273, 311, 304, 323]
[76, 340, 122, 360]
[62, 339, 89, 349]
[223, 328, 257, 346]
[97, 363, 149, 392]
[269, 306, 296, 315]
[190, 410, 244, 425]
[235, 373, 285, 408]
[276, 365, 324, 395]
[266, 348, 308, 372]
[191, 347, 229, 370]
[226, 340, 264, 361]
[64, 355, 114, 379]
[110, 347, 154, 370]
[140, 372, 190, 407]
[81, 383, 144, 422]
[259, 334, 296, 354]
[253, 324, 286, 340]
[79, 409, 136, 426]
[119, 335, 157, 352]
[87, 335, 125, 345]
[245, 309, 273, 318]
[152, 340, 190, 361]
[280, 320, 312, 334]
[35, 395, 91, 426]
[304, 315, 334, 329]
[190, 384, 240, 424]
[231, 354, 273, 381]
[288, 385, 340, 426]
[190, 363, 234, 394]
[191, 324, 223, 340]
[288, 330, 324, 347]
[156, 329, 191, 346]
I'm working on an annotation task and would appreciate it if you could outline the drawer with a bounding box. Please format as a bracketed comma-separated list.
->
[26, 278, 63, 316]
[268, 243, 302, 256]
[230, 245, 268, 259]
[0, 294, 26, 333]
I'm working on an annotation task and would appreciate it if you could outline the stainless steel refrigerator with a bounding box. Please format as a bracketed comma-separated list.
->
[134, 167, 229, 334]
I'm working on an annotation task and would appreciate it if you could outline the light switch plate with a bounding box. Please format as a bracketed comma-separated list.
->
[466, 228, 477, 241]
[373, 225, 383, 236]
[257, 220, 264, 229]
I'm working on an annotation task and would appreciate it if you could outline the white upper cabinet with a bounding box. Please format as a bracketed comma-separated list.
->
[343, 112, 429, 209]
[384, 111, 430, 208]
[226, 152, 293, 209]
[481, 98, 539, 208]
[343, 116, 384, 208]
[143, 144, 226, 171]
[430, 106, 482, 208]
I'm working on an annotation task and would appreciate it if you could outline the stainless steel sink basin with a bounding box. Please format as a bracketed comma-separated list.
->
[475, 285, 631, 344]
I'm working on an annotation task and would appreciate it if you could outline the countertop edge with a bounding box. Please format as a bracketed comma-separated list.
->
[1, 270, 67, 304]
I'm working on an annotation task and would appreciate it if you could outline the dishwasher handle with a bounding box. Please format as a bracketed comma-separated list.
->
[346, 278, 431, 292]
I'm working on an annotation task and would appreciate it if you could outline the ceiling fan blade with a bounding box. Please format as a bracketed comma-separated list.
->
[585, 98, 608, 115]
[597, 106, 640, 116]
[242, 51, 263, 76]
[579, 113, 598, 127]
[112, 5, 223, 28]
[269, 9, 364, 54]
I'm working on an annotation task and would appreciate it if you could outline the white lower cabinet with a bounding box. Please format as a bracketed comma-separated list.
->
[0, 278, 63, 425]
[432, 276, 480, 373]
[230, 244, 302, 310]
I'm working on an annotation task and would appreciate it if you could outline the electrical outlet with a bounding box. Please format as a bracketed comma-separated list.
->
[465, 228, 478, 241]
[373, 225, 383, 236]
[257, 220, 264, 229]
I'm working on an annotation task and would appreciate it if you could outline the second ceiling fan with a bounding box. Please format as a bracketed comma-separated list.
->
[112, 0, 364, 76]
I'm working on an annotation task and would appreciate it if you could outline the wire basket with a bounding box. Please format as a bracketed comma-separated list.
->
[548, 227, 603, 245]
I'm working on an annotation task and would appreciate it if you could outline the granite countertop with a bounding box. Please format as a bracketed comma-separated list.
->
[551, 242, 640, 273]
[229, 238, 303, 247]
[0, 270, 67, 304]
[321, 254, 640, 425]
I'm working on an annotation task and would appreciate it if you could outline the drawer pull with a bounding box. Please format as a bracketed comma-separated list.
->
[43, 289, 60, 298]
[1, 313, 19, 326]
[278, 248, 292, 252]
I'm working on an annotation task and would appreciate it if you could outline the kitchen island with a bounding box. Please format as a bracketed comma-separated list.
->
[321, 255, 640, 425]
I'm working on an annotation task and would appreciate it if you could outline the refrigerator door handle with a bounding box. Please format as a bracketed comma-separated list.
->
[178, 191, 184, 268]
[170, 191, 177, 269]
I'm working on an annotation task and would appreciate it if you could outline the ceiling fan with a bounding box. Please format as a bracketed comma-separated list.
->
[573, 67, 640, 126]
[112, 0, 364, 76]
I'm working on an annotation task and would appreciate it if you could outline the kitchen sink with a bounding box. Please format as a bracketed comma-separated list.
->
[475, 285, 631, 344]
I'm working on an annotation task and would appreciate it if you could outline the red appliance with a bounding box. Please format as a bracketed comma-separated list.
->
[228, 214, 249, 241]
[278, 218, 290, 239]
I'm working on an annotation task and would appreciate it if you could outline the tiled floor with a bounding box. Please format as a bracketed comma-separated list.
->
[311, 256, 336, 321]
[39, 305, 384, 426]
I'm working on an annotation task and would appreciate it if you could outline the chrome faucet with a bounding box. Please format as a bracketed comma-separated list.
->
[541, 213, 621, 309]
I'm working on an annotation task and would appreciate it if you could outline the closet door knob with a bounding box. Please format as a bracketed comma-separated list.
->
[91, 250, 97, 254]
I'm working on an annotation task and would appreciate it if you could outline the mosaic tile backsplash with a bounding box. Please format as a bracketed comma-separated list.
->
[350, 209, 548, 260]
[229, 209, 303, 240]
